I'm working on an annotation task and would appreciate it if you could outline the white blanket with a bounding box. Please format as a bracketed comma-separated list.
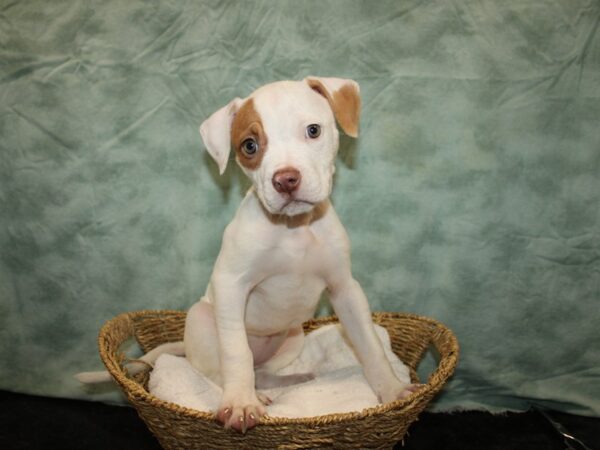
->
[148, 324, 411, 418]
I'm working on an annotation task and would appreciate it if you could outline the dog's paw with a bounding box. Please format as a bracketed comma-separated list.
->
[377, 382, 425, 404]
[217, 395, 266, 433]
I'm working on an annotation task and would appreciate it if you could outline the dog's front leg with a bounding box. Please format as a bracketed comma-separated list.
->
[210, 274, 265, 433]
[329, 278, 421, 403]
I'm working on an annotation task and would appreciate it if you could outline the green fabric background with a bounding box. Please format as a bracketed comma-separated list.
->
[1, 0, 599, 415]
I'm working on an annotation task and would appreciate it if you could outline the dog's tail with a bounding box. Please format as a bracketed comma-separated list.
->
[74, 341, 185, 384]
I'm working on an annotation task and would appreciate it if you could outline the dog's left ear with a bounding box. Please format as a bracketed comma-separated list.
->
[305, 77, 361, 138]
[199, 97, 243, 175]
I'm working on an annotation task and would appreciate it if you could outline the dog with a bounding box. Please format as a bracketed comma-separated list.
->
[77, 77, 419, 433]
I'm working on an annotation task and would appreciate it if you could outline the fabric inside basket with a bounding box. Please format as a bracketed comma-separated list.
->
[148, 324, 411, 418]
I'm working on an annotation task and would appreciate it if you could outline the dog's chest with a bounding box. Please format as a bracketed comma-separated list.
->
[244, 227, 329, 334]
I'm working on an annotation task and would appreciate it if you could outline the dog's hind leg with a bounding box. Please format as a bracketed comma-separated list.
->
[253, 326, 315, 389]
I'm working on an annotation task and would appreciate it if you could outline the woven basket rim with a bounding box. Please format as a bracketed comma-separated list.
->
[98, 309, 459, 427]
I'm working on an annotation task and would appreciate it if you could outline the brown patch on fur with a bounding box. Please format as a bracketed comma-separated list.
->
[307, 80, 361, 137]
[230, 98, 267, 171]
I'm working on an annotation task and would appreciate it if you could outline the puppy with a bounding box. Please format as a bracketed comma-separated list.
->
[77, 77, 419, 433]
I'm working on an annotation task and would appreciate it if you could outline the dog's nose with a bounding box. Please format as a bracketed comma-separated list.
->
[272, 168, 302, 194]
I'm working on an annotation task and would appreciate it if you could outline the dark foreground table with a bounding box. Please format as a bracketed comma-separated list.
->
[1, 390, 598, 450]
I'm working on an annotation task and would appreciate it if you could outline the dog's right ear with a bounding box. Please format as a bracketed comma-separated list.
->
[199, 98, 242, 175]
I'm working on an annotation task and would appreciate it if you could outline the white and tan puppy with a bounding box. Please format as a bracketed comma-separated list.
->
[77, 77, 419, 433]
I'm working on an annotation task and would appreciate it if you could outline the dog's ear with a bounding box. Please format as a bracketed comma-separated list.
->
[199, 97, 242, 175]
[305, 77, 361, 138]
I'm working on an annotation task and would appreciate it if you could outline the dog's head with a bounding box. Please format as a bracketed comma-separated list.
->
[200, 77, 360, 216]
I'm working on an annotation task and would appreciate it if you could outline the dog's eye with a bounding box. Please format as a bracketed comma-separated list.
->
[241, 138, 258, 155]
[306, 124, 321, 139]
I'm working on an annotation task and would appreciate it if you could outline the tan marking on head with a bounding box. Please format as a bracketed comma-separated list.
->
[307, 80, 361, 137]
[230, 98, 268, 171]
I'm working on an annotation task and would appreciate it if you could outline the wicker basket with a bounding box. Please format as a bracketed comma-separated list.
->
[98, 310, 458, 450]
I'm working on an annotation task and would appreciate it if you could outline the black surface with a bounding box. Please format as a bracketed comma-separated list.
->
[1, 390, 598, 449]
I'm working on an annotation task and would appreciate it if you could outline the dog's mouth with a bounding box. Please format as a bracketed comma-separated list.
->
[279, 198, 314, 211]
[278, 197, 317, 215]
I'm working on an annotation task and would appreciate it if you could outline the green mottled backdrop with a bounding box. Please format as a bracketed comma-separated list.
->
[1, 0, 599, 415]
